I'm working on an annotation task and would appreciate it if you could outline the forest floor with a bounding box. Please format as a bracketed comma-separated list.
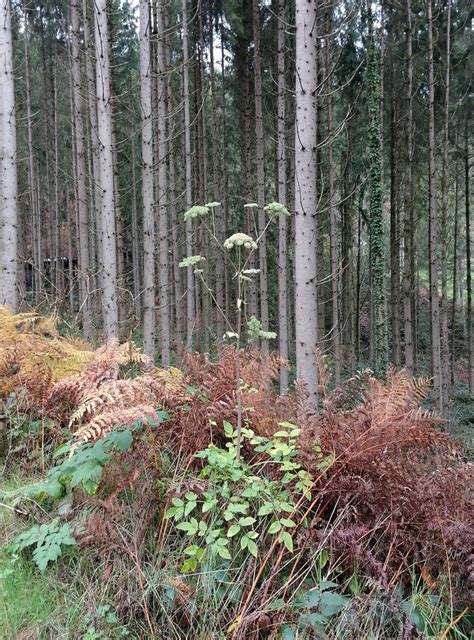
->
[0, 308, 472, 639]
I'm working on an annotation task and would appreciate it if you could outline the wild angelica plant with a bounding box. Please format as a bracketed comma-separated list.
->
[180, 202, 289, 459]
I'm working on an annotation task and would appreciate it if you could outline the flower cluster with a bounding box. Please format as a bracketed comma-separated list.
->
[242, 268, 260, 275]
[246, 316, 277, 343]
[179, 255, 206, 269]
[205, 201, 221, 208]
[224, 233, 258, 251]
[264, 201, 290, 217]
[184, 205, 209, 222]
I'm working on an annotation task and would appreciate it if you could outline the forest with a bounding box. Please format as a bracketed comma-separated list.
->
[0, 0, 472, 638]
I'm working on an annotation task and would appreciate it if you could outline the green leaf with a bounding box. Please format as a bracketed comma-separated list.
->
[180, 558, 197, 573]
[278, 421, 298, 430]
[202, 498, 217, 513]
[281, 625, 297, 640]
[257, 502, 274, 516]
[273, 431, 289, 438]
[241, 487, 258, 498]
[216, 545, 232, 560]
[267, 597, 286, 611]
[70, 462, 103, 490]
[184, 545, 200, 556]
[319, 548, 329, 570]
[215, 537, 229, 547]
[164, 507, 176, 519]
[302, 588, 321, 609]
[238, 516, 256, 527]
[278, 531, 293, 553]
[247, 540, 258, 557]
[223, 421, 234, 437]
[280, 518, 296, 528]
[268, 521, 282, 534]
[38, 479, 63, 499]
[82, 479, 99, 496]
[227, 524, 241, 537]
[184, 501, 197, 517]
[108, 429, 133, 452]
[228, 502, 248, 514]
[172, 497, 184, 507]
[319, 591, 348, 617]
[319, 580, 338, 591]
[53, 442, 72, 459]
[299, 612, 327, 628]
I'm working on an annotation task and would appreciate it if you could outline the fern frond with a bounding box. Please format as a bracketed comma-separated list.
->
[70, 405, 159, 454]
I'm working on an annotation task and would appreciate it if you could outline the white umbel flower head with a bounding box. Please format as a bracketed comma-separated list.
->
[264, 201, 290, 217]
[242, 268, 260, 275]
[224, 233, 258, 251]
[205, 201, 221, 208]
[184, 205, 209, 221]
[179, 255, 206, 268]
[243, 202, 258, 209]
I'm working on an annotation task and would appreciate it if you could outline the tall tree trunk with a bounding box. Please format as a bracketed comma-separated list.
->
[182, 0, 194, 348]
[341, 122, 353, 368]
[139, 0, 155, 358]
[71, 0, 93, 339]
[367, 2, 387, 374]
[52, 65, 61, 302]
[389, 96, 400, 366]
[84, 0, 102, 316]
[294, 0, 319, 407]
[451, 165, 458, 386]
[465, 117, 473, 394]
[440, 0, 451, 411]
[156, 0, 170, 367]
[277, 0, 289, 393]
[427, 0, 443, 413]
[253, 0, 269, 351]
[220, 18, 230, 321]
[197, 5, 210, 353]
[94, 0, 118, 338]
[209, 11, 225, 346]
[130, 116, 141, 322]
[240, 4, 258, 317]
[326, 10, 341, 385]
[403, 0, 414, 374]
[23, 14, 40, 304]
[0, 0, 18, 311]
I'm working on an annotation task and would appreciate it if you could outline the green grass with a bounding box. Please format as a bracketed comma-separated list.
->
[0, 552, 64, 639]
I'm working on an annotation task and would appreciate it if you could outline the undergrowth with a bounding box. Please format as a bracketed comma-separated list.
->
[0, 309, 472, 638]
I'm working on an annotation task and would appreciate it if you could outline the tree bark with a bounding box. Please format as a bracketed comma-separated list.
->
[294, 0, 319, 407]
[94, 0, 118, 338]
[71, 0, 93, 339]
[403, 0, 414, 374]
[427, 0, 443, 412]
[465, 117, 473, 394]
[156, 0, 170, 367]
[253, 0, 269, 351]
[440, 0, 451, 411]
[182, 0, 194, 348]
[139, 0, 156, 358]
[0, 0, 18, 311]
[367, 2, 387, 374]
[326, 9, 341, 385]
[277, 0, 289, 393]
[389, 96, 400, 366]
